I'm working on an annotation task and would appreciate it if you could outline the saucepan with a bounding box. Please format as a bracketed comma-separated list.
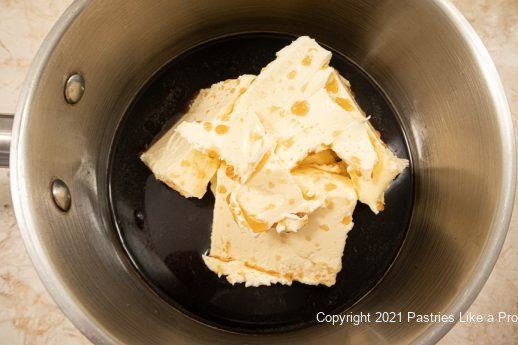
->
[1, 0, 515, 344]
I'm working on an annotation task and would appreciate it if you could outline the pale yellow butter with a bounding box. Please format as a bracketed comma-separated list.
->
[143, 36, 408, 287]
[140, 75, 255, 198]
[203, 165, 357, 287]
[227, 154, 323, 234]
[331, 71, 409, 213]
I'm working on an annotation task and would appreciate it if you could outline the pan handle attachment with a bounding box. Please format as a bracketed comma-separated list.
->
[0, 114, 13, 168]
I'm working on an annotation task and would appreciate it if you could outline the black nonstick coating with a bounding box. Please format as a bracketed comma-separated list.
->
[109, 33, 413, 333]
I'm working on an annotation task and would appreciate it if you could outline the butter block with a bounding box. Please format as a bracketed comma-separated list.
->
[231, 37, 334, 143]
[203, 165, 357, 287]
[331, 72, 409, 213]
[140, 75, 255, 198]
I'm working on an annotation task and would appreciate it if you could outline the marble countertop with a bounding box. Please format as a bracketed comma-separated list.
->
[0, 1, 516, 344]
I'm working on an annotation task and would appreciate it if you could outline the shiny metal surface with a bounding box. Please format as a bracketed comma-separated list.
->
[9, 0, 515, 344]
[64, 73, 85, 104]
[0, 114, 13, 167]
[51, 179, 72, 212]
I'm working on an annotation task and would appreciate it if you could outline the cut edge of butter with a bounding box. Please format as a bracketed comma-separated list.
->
[202, 255, 293, 287]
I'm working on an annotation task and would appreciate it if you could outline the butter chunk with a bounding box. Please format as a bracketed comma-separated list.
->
[351, 129, 409, 213]
[326, 69, 379, 176]
[233, 37, 333, 142]
[185, 75, 256, 122]
[176, 113, 275, 183]
[203, 165, 357, 287]
[221, 36, 378, 176]
[228, 154, 323, 234]
[275, 88, 378, 172]
[141, 134, 219, 198]
[140, 75, 255, 198]
[174, 36, 332, 181]
[332, 72, 409, 213]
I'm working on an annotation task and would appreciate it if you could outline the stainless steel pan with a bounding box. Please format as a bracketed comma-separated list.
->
[1, 0, 515, 344]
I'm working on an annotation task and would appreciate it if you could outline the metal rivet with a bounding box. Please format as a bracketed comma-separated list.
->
[64, 73, 85, 104]
[51, 179, 71, 212]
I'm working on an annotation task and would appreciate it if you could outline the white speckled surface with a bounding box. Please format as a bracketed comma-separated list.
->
[0, 0, 516, 344]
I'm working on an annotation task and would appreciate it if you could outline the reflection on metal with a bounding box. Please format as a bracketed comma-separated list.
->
[51, 179, 71, 212]
[64, 73, 85, 104]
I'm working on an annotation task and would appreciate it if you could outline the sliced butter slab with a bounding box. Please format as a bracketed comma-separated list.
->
[175, 37, 331, 181]
[185, 75, 256, 122]
[141, 133, 219, 198]
[332, 72, 409, 213]
[275, 88, 378, 173]
[218, 36, 377, 177]
[326, 71, 375, 173]
[176, 111, 275, 183]
[233, 37, 333, 142]
[141, 75, 255, 198]
[203, 165, 357, 287]
[351, 129, 409, 213]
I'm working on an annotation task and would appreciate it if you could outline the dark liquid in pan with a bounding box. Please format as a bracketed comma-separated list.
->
[109, 34, 413, 333]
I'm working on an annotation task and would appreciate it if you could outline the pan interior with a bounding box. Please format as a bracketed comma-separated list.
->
[108, 33, 413, 333]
